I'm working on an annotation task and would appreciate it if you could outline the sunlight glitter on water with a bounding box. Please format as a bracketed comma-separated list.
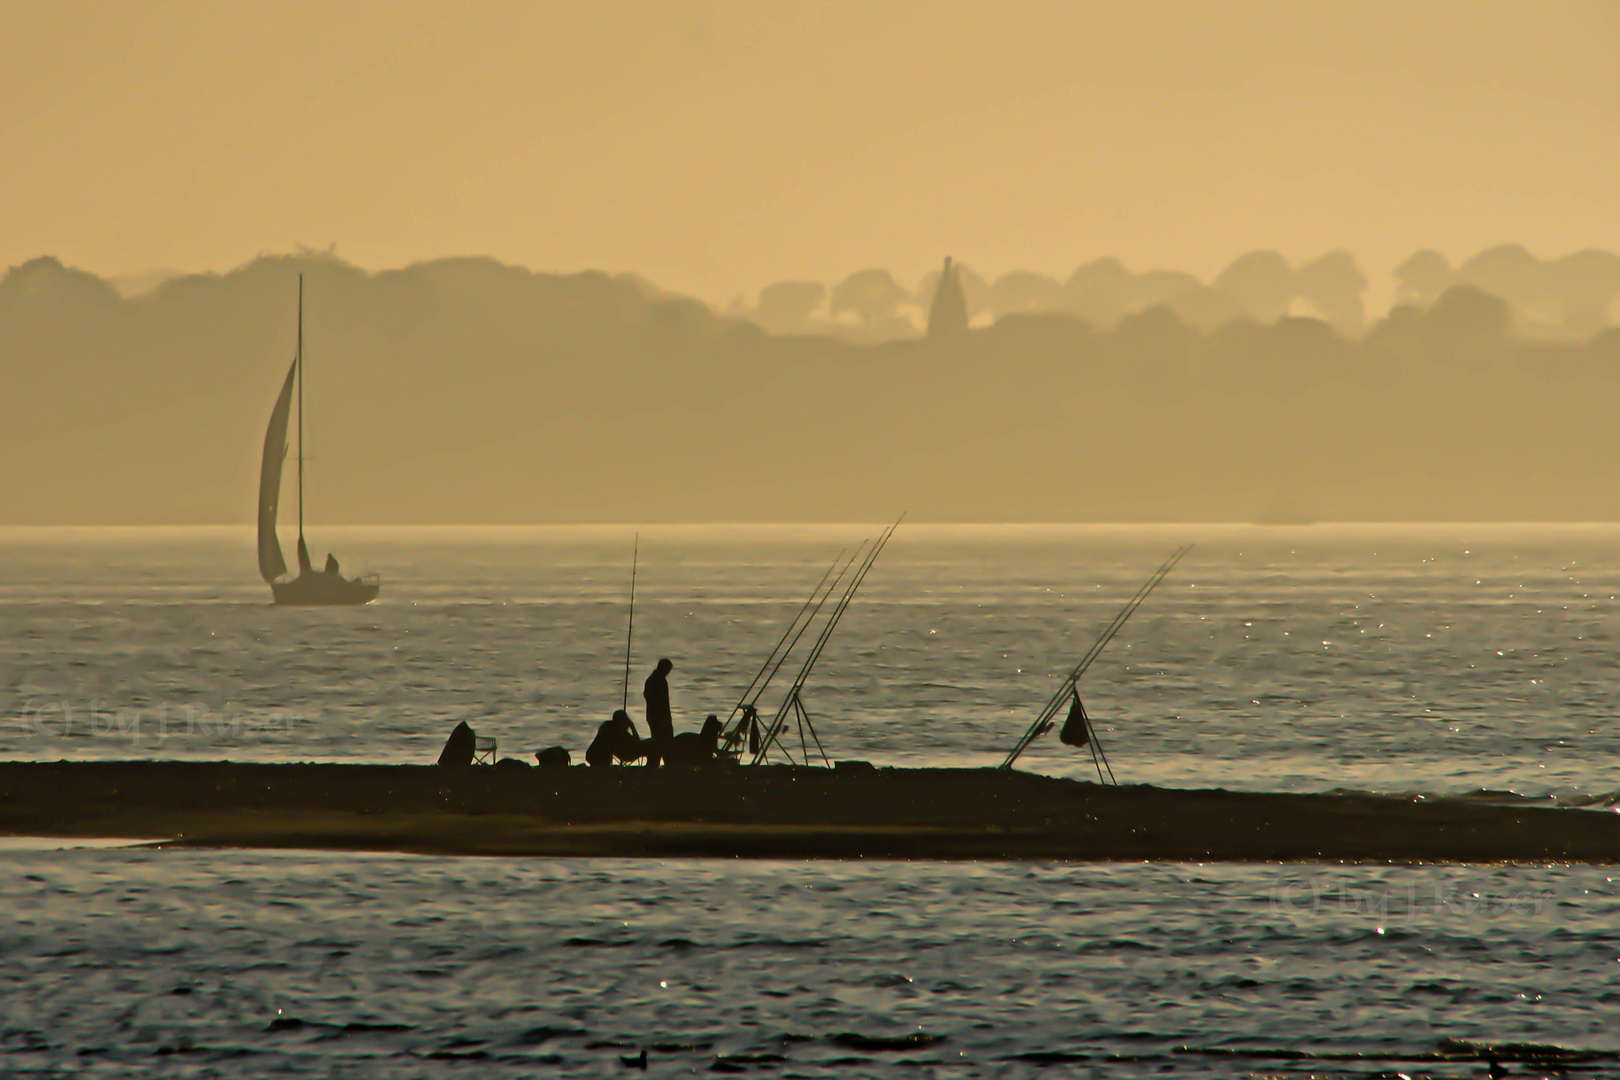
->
[3, 523, 1619, 800]
[5, 524, 1620, 1075]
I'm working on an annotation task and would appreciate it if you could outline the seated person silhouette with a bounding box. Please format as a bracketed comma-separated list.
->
[666, 715, 725, 765]
[586, 710, 643, 768]
[324, 553, 341, 575]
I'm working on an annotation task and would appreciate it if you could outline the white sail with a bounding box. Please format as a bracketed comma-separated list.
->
[257, 359, 297, 583]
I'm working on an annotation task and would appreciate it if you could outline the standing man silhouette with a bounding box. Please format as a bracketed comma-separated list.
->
[642, 658, 675, 766]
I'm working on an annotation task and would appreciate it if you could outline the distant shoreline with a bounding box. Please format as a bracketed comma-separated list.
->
[3, 761, 1617, 864]
[13, 521, 1620, 534]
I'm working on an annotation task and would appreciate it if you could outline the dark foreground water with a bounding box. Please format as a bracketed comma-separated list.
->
[3, 847, 1618, 1079]
[3, 524, 1620, 1075]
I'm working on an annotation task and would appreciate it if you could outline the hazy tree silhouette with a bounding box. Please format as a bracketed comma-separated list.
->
[1421, 285, 1511, 359]
[987, 271, 1066, 319]
[830, 269, 911, 330]
[1212, 250, 1294, 323]
[1547, 250, 1620, 337]
[0, 256, 121, 309]
[1453, 244, 1548, 329]
[1064, 257, 1134, 327]
[1294, 251, 1368, 334]
[752, 280, 827, 334]
[1109, 304, 1200, 399]
[1394, 250, 1452, 307]
[1131, 269, 1201, 313]
[1164, 286, 1249, 332]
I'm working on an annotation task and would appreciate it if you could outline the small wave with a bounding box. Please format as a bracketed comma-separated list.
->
[830, 1032, 946, 1051]
[508, 1025, 584, 1046]
[1011, 1050, 1093, 1064]
[867, 973, 915, 988]
[265, 1017, 316, 1033]
[1436, 1037, 1617, 1064]
[711, 1052, 786, 1066]
[735, 937, 828, 949]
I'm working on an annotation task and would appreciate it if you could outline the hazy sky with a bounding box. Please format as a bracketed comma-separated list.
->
[4, 1, 1617, 302]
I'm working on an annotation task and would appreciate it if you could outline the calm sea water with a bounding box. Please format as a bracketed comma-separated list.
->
[3, 524, 1619, 1076]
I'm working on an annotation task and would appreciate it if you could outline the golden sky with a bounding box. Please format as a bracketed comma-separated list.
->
[3, 0, 1617, 302]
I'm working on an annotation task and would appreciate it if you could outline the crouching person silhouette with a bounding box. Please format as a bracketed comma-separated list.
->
[666, 715, 725, 766]
[586, 710, 643, 768]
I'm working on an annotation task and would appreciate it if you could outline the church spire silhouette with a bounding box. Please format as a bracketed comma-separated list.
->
[926, 256, 969, 339]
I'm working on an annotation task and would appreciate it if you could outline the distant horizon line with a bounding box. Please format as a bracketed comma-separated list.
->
[9, 520, 1620, 533]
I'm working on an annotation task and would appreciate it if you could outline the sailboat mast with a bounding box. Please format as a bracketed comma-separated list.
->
[297, 274, 304, 542]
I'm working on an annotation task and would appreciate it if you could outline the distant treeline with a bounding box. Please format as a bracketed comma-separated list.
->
[730, 246, 1620, 343]
[4, 251, 1620, 525]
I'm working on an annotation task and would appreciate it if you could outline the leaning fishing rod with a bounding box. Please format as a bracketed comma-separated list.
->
[753, 516, 903, 764]
[782, 518, 901, 706]
[1001, 546, 1185, 767]
[722, 548, 847, 728]
[735, 545, 869, 761]
[719, 546, 858, 753]
[998, 544, 1189, 770]
[999, 544, 1191, 771]
[753, 524, 896, 764]
[999, 544, 1188, 770]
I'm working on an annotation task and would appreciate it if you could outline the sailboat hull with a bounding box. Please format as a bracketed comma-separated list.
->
[271, 573, 380, 606]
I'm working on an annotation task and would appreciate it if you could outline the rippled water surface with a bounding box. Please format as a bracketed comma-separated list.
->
[4, 524, 1620, 1075]
[4, 849, 1620, 1078]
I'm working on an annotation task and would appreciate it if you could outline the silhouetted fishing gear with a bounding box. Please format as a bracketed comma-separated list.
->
[998, 544, 1189, 772]
[726, 548, 864, 762]
[753, 525, 895, 764]
[720, 548, 860, 755]
[745, 704, 761, 755]
[1059, 692, 1116, 785]
[719, 547, 854, 755]
[998, 544, 1192, 773]
[753, 515, 904, 765]
[621, 533, 638, 712]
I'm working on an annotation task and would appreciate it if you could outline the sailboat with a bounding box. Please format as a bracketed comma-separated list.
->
[257, 275, 380, 605]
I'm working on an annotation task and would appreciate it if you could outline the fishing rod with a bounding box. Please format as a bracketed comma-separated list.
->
[998, 544, 1189, 771]
[999, 545, 1188, 772]
[723, 548, 847, 723]
[730, 546, 866, 759]
[719, 546, 854, 752]
[1001, 547, 1184, 769]
[753, 515, 903, 765]
[753, 526, 894, 764]
[621, 533, 638, 711]
[999, 544, 1192, 772]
